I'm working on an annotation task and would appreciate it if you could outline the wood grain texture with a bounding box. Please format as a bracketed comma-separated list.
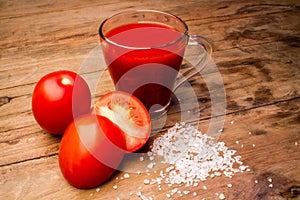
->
[0, 0, 299, 199]
[1, 99, 299, 199]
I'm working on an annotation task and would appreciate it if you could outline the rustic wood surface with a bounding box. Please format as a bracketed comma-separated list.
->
[0, 0, 299, 199]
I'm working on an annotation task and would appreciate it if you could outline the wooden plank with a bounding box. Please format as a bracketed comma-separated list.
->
[1, 4, 298, 88]
[1, 1, 298, 75]
[1, 38, 299, 122]
[0, 0, 121, 19]
[0, 98, 299, 199]
[1, 34, 299, 115]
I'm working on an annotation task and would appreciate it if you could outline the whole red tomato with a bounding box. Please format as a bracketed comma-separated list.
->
[32, 70, 91, 134]
[58, 114, 126, 189]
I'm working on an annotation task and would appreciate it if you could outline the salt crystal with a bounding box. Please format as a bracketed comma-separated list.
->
[166, 166, 174, 173]
[149, 156, 154, 161]
[137, 170, 141, 175]
[113, 185, 118, 190]
[193, 192, 197, 196]
[160, 170, 165, 178]
[217, 128, 224, 133]
[136, 192, 152, 200]
[254, 180, 258, 184]
[129, 192, 133, 196]
[124, 173, 130, 179]
[224, 171, 234, 178]
[183, 190, 190, 195]
[241, 144, 244, 148]
[268, 178, 272, 182]
[156, 178, 162, 184]
[140, 156, 144, 161]
[144, 179, 150, 185]
[240, 165, 247, 171]
[147, 162, 155, 169]
[214, 172, 222, 176]
[230, 121, 234, 124]
[96, 188, 100, 192]
[269, 183, 273, 188]
[295, 142, 298, 146]
[203, 185, 207, 190]
[219, 193, 226, 199]
[227, 183, 232, 188]
[150, 180, 156, 185]
[252, 144, 256, 147]
[249, 131, 252, 135]
[236, 140, 239, 144]
[136, 191, 141, 197]
[171, 188, 178, 194]
[166, 194, 171, 198]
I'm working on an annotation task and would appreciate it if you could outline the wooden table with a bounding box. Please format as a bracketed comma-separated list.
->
[1, 0, 299, 199]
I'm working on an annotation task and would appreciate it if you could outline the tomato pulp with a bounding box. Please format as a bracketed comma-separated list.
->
[95, 91, 151, 152]
[101, 23, 187, 113]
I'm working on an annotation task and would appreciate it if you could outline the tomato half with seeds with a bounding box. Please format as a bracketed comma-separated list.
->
[59, 114, 126, 189]
[94, 91, 151, 152]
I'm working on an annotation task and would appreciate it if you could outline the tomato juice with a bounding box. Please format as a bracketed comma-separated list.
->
[101, 23, 187, 115]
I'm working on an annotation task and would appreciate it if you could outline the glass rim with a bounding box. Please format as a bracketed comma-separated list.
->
[98, 10, 189, 50]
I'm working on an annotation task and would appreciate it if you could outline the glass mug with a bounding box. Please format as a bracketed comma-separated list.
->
[99, 10, 211, 118]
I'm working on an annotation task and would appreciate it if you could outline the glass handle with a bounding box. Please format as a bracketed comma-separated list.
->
[173, 35, 212, 92]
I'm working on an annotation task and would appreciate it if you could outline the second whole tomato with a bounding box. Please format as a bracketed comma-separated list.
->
[32, 70, 91, 134]
[58, 114, 126, 189]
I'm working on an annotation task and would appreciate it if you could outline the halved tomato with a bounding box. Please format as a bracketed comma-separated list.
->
[94, 91, 151, 152]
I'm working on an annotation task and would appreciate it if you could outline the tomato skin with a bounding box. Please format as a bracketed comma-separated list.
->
[32, 70, 91, 134]
[95, 91, 151, 152]
[59, 114, 126, 189]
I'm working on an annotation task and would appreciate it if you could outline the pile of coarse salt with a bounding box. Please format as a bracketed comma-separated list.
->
[102, 122, 250, 200]
[148, 122, 249, 187]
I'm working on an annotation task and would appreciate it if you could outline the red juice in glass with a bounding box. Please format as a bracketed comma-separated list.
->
[99, 11, 189, 117]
